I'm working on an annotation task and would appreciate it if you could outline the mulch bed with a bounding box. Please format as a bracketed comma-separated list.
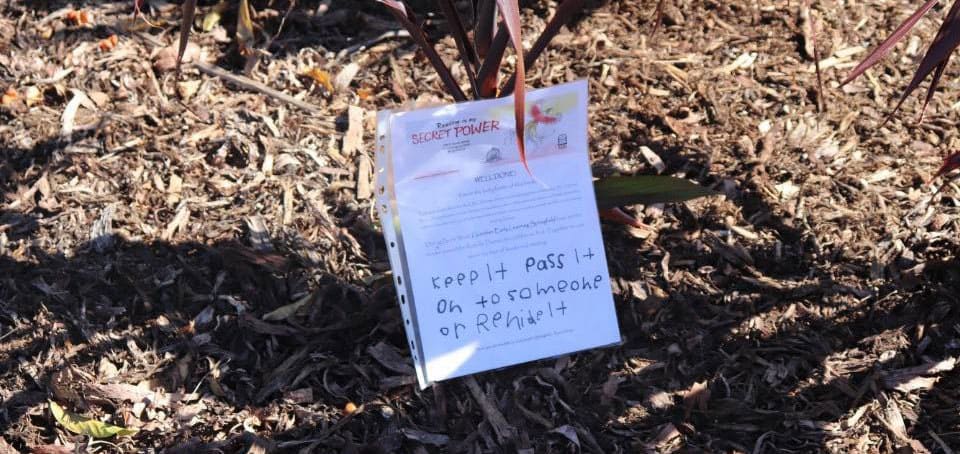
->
[1, 0, 959, 452]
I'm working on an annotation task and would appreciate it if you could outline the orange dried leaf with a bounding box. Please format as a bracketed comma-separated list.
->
[98, 34, 118, 52]
[343, 402, 358, 416]
[304, 68, 334, 93]
[66, 10, 92, 26]
[1, 88, 17, 106]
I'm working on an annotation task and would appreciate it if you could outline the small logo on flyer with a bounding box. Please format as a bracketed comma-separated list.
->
[485, 147, 503, 163]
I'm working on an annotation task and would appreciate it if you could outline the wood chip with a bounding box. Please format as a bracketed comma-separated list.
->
[356, 154, 372, 200]
[343, 105, 364, 156]
[60, 89, 96, 137]
[639, 146, 666, 173]
[883, 357, 956, 392]
[334, 62, 360, 92]
[162, 203, 191, 240]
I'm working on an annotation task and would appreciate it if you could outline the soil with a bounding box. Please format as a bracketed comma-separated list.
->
[1, 0, 959, 453]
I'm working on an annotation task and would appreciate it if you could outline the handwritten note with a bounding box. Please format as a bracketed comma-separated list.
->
[377, 80, 621, 387]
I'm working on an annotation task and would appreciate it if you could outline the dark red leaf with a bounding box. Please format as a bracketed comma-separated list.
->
[883, 0, 960, 123]
[934, 151, 960, 179]
[918, 57, 950, 122]
[840, 0, 939, 87]
[494, 0, 528, 174]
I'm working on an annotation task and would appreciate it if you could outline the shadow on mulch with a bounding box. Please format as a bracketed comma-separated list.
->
[598, 149, 960, 451]
[1, 129, 958, 453]
[3, 1, 960, 452]
[0, 235, 394, 451]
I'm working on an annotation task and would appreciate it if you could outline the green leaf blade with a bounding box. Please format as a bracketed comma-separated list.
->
[594, 176, 717, 210]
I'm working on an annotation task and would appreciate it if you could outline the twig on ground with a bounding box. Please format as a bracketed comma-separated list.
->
[464, 376, 516, 444]
[194, 62, 325, 115]
[336, 29, 412, 60]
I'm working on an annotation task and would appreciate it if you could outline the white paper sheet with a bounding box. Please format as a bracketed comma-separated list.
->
[378, 80, 621, 387]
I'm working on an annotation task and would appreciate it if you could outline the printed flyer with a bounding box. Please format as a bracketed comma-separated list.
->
[376, 80, 621, 388]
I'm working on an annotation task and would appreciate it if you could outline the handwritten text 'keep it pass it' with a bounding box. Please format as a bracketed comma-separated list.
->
[428, 247, 605, 341]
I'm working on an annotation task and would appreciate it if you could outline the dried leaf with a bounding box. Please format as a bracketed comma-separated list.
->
[156, 42, 201, 72]
[401, 428, 450, 446]
[601, 374, 624, 406]
[0, 88, 16, 106]
[304, 68, 334, 93]
[367, 341, 415, 375]
[262, 292, 314, 321]
[682, 380, 710, 418]
[202, 1, 228, 31]
[98, 34, 118, 52]
[550, 425, 580, 448]
[66, 10, 92, 27]
[49, 401, 137, 438]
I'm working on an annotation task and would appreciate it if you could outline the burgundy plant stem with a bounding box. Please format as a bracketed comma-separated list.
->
[176, 0, 198, 77]
[474, 0, 497, 58]
[476, 26, 508, 98]
[812, 19, 825, 113]
[651, 0, 666, 35]
[501, 0, 587, 95]
[436, 0, 480, 97]
[379, 0, 468, 102]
